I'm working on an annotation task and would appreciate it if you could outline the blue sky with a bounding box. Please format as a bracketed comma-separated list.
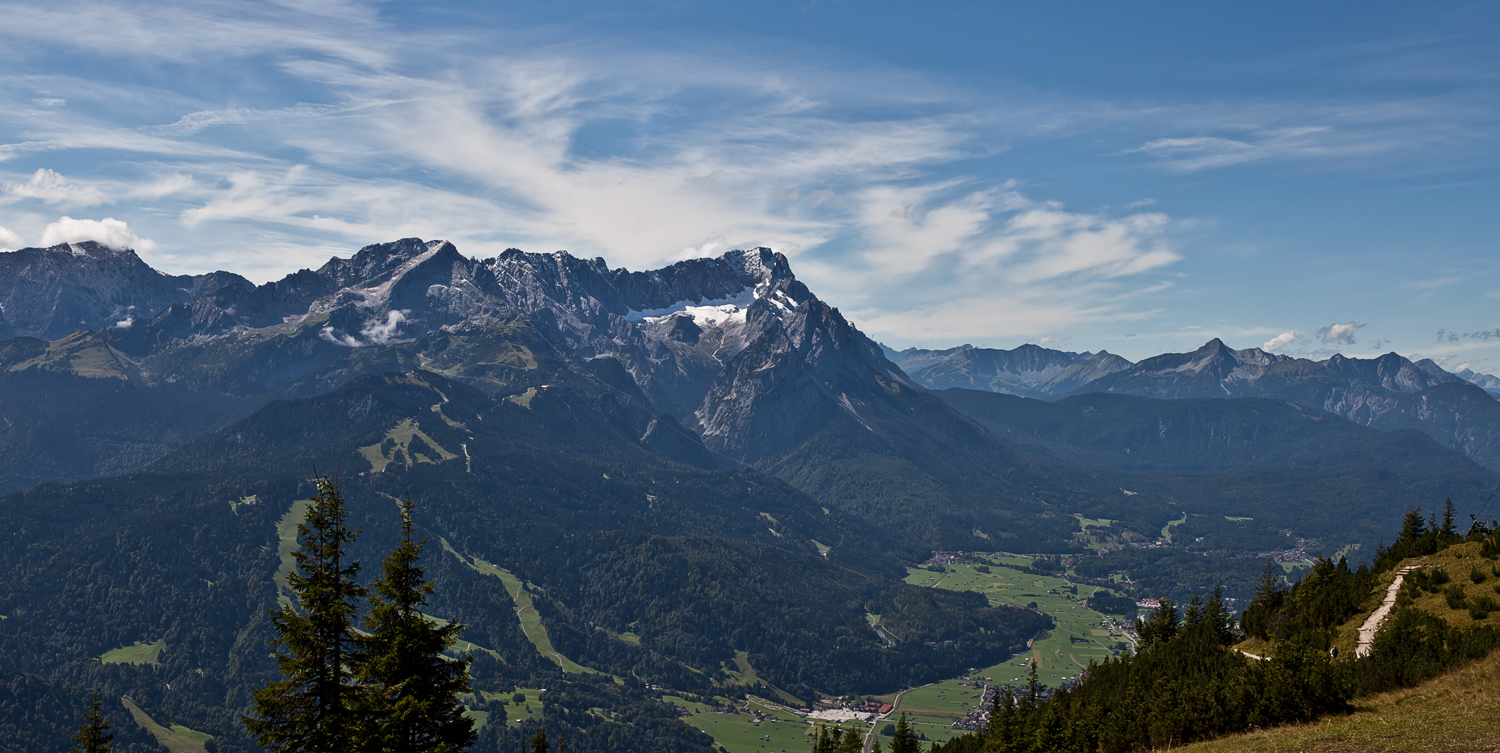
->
[1, 1, 1497, 368]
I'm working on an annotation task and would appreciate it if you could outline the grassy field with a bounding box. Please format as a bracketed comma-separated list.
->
[666, 695, 862, 753]
[438, 537, 599, 675]
[1181, 648, 1500, 752]
[507, 387, 538, 408]
[484, 688, 546, 728]
[273, 499, 312, 608]
[121, 698, 209, 753]
[904, 557, 1130, 688]
[357, 418, 458, 472]
[99, 640, 166, 666]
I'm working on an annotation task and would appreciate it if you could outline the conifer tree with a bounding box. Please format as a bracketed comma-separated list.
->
[1398, 506, 1427, 545]
[356, 498, 476, 753]
[1135, 599, 1179, 651]
[835, 727, 862, 753]
[527, 727, 550, 753]
[69, 694, 114, 753]
[1441, 498, 1458, 541]
[987, 686, 1016, 750]
[244, 474, 368, 752]
[889, 713, 921, 753]
[1242, 560, 1286, 639]
[1202, 586, 1235, 645]
[1022, 661, 1041, 713]
[1183, 593, 1204, 628]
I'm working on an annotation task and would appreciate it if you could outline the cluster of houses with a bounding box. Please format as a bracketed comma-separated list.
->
[949, 683, 999, 731]
[923, 551, 979, 568]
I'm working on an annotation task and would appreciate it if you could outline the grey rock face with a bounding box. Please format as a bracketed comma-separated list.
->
[0, 242, 250, 340]
[2, 238, 916, 466]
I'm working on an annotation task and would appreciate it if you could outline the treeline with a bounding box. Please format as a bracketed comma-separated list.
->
[930, 505, 1500, 753]
[1071, 547, 1265, 605]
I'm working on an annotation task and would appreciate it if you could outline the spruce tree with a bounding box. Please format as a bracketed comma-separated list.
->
[69, 694, 114, 753]
[1135, 599, 1179, 651]
[1398, 506, 1427, 545]
[889, 713, 920, 753]
[1441, 498, 1458, 541]
[356, 498, 476, 753]
[835, 727, 862, 753]
[811, 725, 835, 753]
[1022, 661, 1041, 713]
[1203, 587, 1235, 645]
[527, 727, 550, 753]
[244, 474, 368, 752]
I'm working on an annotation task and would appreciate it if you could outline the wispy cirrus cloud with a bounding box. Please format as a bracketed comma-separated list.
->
[0, 0, 1494, 355]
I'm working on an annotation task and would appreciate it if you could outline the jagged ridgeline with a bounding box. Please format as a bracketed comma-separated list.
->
[2, 237, 1499, 752]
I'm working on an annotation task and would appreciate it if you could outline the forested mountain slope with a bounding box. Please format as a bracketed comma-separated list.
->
[0, 371, 1047, 753]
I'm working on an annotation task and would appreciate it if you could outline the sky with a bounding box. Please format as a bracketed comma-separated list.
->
[0, 1, 1497, 369]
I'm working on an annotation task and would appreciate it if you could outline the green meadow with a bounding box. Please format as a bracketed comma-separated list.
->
[666, 695, 865, 753]
[99, 640, 166, 666]
[903, 556, 1131, 688]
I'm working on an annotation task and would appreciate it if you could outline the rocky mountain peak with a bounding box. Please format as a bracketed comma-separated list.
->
[0, 243, 251, 341]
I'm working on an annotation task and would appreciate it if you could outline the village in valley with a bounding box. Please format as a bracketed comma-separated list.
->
[665, 548, 1153, 752]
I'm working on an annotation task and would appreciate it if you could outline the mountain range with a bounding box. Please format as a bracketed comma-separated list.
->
[2, 238, 1498, 753]
[893, 337, 1500, 474]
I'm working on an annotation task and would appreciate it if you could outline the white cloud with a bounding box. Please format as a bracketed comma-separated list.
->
[0, 0, 1479, 354]
[5, 169, 107, 205]
[1317, 321, 1363, 345]
[38, 217, 155, 252]
[0, 225, 22, 250]
[1262, 331, 1298, 352]
[360, 310, 408, 345]
[1039, 335, 1062, 344]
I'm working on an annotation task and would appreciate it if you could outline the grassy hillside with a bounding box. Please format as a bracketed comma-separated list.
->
[1181, 647, 1500, 753]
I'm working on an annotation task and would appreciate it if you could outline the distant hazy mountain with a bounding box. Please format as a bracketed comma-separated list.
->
[891, 343, 1132, 399]
[1080, 338, 1500, 472]
[1454, 366, 1500, 398]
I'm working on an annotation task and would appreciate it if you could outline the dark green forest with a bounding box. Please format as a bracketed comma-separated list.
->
[930, 520, 1500, 753]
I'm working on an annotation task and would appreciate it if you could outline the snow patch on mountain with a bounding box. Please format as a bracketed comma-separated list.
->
[625, 287, 756, 326]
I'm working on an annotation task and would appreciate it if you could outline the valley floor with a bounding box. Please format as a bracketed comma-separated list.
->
[1181, 648, 1500, 753]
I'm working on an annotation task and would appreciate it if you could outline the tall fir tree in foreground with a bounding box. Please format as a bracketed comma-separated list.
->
[245, 474, 368, 752]
[69, 694, 113, 753]
[357, 498, 476, 753]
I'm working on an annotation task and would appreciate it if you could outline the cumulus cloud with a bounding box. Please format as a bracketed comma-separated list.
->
[1039, 335, 1062, 344]
[360, 310, 408, 345]
[0, 225, 22, 251]
[5, 169, 107, 205]
[1262, 331, 1298, 352]
[38, 216, 155, 251]
[1317, 321, 1363, 345]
